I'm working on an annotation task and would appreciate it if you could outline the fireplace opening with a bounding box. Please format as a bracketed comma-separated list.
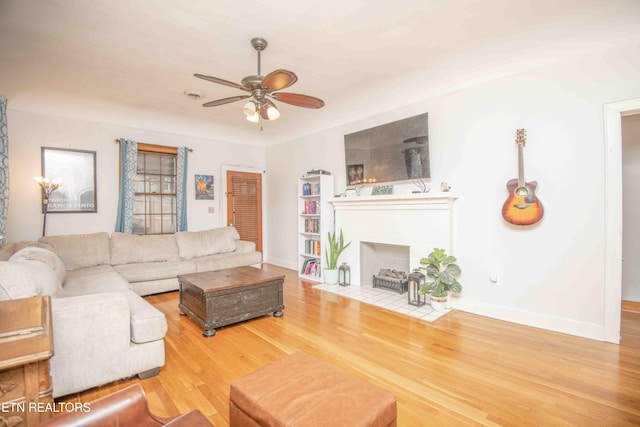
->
[360, 242, 410, 289]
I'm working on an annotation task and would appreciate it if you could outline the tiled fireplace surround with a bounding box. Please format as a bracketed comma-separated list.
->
[315, 193, 457, 321]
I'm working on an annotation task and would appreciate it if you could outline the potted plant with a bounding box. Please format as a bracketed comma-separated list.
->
[324, 229, 351, 285]
[418, 248, 462, 311]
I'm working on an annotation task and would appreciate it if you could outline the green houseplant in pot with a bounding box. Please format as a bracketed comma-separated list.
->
[324, 229, 351, 285]
[418, 248, 462, 311]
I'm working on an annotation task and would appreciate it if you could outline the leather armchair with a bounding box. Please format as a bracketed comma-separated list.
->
[39, 383, 213, 427]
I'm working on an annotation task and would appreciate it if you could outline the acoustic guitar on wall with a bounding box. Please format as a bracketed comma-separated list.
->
[502, 129, 544, 226]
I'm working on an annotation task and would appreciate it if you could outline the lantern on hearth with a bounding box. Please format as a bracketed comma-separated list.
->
[407, 268, 426, 306]
[338, 262, 351, 286]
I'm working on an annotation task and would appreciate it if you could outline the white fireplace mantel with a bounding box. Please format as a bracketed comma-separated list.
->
[329, 192, 457, 287]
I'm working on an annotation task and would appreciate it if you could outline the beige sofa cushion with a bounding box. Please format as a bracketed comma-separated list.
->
[10, 247, 67, 283]
[114, 261, 196, 283]
[175, 227, 240, 260]
[40, 232, 111, 271]
[110, 232, 180, 265]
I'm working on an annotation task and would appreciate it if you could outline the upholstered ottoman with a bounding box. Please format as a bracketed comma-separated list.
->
[229, 352, 397, 426]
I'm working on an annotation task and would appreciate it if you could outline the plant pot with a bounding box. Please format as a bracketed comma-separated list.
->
[323, 269, 339, 285]
[430, 294, 448, 312]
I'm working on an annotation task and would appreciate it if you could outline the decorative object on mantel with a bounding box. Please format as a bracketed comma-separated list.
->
[304, 169, 331, 177]
[502, 128, 544, 226]
[440, 182, 451, 192]
[34, 176, 62, 237]
[418, 248, 462, 312]
[373, 269, 408, 294]
[324, 229, 351, 285]
[338, 262, 351, 286]
[407, 269, 426, 307]
[371, 185, 393, 195]
[412, 179, 430, 194]
[194, 37, 324, 131]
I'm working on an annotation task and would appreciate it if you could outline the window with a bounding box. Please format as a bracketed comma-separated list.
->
[132, 144, 177, 234]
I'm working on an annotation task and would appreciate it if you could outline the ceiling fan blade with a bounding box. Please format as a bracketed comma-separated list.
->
[271, 92, 325, 109]
[262, 69, 298, 92]
[202, 95, 250, 107]
[194, 74, 250, 92]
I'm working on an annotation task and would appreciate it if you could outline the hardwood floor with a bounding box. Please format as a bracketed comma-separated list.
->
[60, 264, 640, 426]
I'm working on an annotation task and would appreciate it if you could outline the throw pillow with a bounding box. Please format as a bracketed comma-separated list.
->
[0, 261, 37, 300]
[10, 246, 67, 283]
[175, 227, 239, 259]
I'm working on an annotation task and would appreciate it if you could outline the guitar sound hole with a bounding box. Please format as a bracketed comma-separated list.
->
[515, 187, 529, 198]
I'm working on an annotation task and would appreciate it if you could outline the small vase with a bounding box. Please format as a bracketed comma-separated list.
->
[430, 295, 448, 312]
[323, 269, 339, 285]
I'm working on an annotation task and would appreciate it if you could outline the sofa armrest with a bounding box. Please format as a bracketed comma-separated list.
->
[50, 293, 132, 397]
[235, 240, 256, 253]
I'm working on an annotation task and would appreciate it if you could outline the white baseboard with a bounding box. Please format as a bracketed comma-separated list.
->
[454, 298, 606, 342]
[264, 256, 297, 271]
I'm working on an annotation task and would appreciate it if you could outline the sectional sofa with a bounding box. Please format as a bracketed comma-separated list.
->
[0, 226, 262, 398]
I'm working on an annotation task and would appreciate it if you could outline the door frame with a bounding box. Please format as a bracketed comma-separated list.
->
[220, 164, 266, 256]
[604, 96, 640, 344]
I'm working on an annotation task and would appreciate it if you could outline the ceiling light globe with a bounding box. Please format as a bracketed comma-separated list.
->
[246, 112, 260, 123]
[242, 101, 256, 116]
[267, 105, 280, 120]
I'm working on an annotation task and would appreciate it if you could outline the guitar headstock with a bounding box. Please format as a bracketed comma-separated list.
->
[516, 128, 527, 147]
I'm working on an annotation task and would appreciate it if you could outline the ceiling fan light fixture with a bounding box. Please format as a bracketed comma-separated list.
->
[242, 101, 256, 116]
[246, 111, 260, 123]
[266, 105, 280, 120]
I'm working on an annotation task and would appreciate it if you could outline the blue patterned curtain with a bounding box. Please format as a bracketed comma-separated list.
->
[176, 147, 188, 232]
[115, 138, 138, 233]
[0, 96, 8, 245]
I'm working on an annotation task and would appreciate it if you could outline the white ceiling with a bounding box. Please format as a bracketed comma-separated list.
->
[1, 0, 638, 145]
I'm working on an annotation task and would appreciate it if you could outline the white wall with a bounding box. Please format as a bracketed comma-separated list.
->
[622, 114, 640, 301]
[265, 45, 640, 340]
[5, 110, 265, 242]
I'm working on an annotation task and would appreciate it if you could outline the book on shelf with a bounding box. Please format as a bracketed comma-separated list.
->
[300, 258, 322, 277]
[304, 218, 320, 233]
[302, 182, 321, 196]
[304, 239, 321, 256]
[303, 200, 320, 215]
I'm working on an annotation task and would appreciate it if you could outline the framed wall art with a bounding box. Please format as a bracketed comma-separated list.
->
[195, 174, 214, 200]
[41, 147, 97, 213]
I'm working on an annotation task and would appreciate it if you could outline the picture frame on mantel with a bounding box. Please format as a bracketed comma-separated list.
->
[41, 147, 97, 213]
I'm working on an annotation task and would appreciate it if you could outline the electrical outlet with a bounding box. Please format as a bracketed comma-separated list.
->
[208, 207, 215, 214]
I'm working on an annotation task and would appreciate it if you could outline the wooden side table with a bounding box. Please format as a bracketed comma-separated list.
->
[0, 296, 54, 427]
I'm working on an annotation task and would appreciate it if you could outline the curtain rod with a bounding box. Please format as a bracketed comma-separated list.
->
[114, 139, 193, 152]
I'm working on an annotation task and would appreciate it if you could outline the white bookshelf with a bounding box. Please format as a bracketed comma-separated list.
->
[298, 174, 334, 282]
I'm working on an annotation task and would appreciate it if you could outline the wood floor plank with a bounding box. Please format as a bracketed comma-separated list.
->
[58, 264, 640, 426]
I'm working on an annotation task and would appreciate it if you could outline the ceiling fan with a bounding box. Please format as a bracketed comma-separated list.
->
[194, 37, 324, 128]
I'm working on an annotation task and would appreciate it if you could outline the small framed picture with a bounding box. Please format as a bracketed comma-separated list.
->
[195, 174, 214, 200]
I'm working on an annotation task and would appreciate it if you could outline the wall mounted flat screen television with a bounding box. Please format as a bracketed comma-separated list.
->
[344, 112, 429, 186]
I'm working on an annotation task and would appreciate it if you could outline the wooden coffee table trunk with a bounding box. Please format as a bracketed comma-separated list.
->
[178, 266, 285, 337]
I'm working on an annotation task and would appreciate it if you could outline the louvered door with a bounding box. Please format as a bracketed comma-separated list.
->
[226, 171, 262, 252]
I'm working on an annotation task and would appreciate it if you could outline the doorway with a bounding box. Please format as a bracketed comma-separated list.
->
[622, 114, 640, 305]
[604, 97, 640, 344]
[226, 170, 263, 252]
